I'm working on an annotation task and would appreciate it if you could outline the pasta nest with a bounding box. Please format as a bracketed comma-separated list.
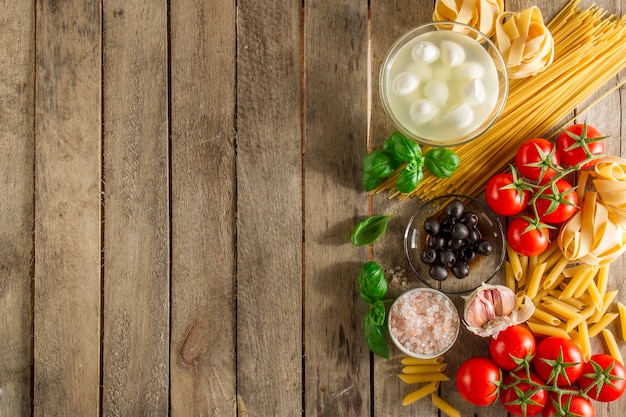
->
[433, 0, 504, 39]
[493, 6, 555, 79]
[559, 157, 626, 266]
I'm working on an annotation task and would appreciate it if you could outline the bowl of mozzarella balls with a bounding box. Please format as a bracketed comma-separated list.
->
[379, 21, 508, 147]
[404, 195, 506, 294]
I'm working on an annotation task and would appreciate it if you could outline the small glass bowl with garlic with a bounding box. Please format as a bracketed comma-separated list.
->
[379, 21, 509, 147]
[404, 194, 506, 295]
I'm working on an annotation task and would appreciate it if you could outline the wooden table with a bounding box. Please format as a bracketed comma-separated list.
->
[1, 0, 624, 415]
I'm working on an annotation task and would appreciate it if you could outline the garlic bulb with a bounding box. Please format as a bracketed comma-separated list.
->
[463, 283, 534, 337]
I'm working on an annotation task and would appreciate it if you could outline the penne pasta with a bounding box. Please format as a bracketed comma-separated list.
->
[588, 313, 619, 338]
[401, 356, 444, 366]
[402, 381, 439, 406]
[589, 291, 619, 323]
[526, 321, 571, 339]
[577, 321, 592, 362]
[541, 299, 582, 321]
[402, 364, 447, 375]
[542, 257, 568, 289]
[505, 262, 517, 292]
[618, 302, 626, 342]
[398, 372, 450, 384]
[526, 262, 547, 299]
[601, 328, 624, 364]
[531, 306, 562, 326]
[431, 393, 461, 417]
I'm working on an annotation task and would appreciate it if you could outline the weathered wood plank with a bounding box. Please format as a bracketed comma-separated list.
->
[235, 0, 303, 414]
[100, 2, 170, 415]
[169, 0, 237, 415]
[0, 2, 35, 416]
[33, 1, 102, 415]
[303, 0, 370, 416]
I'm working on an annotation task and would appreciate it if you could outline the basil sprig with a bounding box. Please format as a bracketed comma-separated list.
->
[362, 131, 461, 193]
[358, 262, 389, 359]
[351, 214, 394, 246]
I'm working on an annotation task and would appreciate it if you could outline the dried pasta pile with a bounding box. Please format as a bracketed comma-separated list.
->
[506, 242, 626, 364]
[373, 0, 626, 199]
[397, 356, 460, 416]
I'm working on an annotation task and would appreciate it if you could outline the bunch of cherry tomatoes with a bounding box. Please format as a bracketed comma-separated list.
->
[485, 123, 605, 257]
[456, 325, 626, 417]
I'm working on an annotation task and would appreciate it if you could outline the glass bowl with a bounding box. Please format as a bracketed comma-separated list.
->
[379, 21, 509, 147]
[388, 287, 460, 358]
[404, 194, 505, 294]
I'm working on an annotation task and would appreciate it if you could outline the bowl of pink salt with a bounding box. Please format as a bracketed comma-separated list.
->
[388, 287, 460, 358]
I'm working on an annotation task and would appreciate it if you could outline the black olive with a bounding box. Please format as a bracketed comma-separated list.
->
[467, 227, 482, 244]
[439, 250, 456, 267]
[451, 222, 469, 240]
[447, 238, 465, 252]
[461, 212, 479, 228]
[477, 240, 494, 256]
[451, 262, 470, 279]
[442, 216, 456, 234]
[445, 199, 465, 219]
[420, 248, 438, 265]
[460, 247, 477, 263]
[427, 235, 446, 249]
[429, 264, 448, 281]
[423, 216, 441, 235]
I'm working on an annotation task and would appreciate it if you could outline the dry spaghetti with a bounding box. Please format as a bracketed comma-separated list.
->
[374, 0, 626, 200]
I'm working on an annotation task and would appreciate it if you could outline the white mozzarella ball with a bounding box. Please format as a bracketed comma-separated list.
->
[444, 104, 473, 128]
[392, 72, 419, 96]
[412, 41, 440, 64]
[440, 41, 466, 67]
[455, 62, 484, 80]
[410, 99, 439, 125]
[462, 78, 486, 104]
[423, 79, 449, 106]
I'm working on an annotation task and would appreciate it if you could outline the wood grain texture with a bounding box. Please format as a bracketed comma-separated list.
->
[169, 0, 237, 415]
[303, 0, 370, 416]
[0, 2, 35, 416]
[235, 0, 303, 415]
[33, 1, 102, 415]
[101, 2, 170, 415]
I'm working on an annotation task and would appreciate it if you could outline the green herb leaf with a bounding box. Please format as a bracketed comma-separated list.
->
[424, 148, 461, 178]
[396, 159, 424, 193]
[362, 171, 382, 191]
[351, 214, 394, 246]
[357, 261, 387, 304]
[364, 308, 389, 359]
[363, 149, 402, 179]
[385, 131, 422, 162]
[369, 300, 386, 325]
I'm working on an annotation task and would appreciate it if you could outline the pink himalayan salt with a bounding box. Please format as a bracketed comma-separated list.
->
[389, 289, 459, 357]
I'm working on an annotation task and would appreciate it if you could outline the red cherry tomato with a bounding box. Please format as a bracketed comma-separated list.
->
[485, 173, 530, 216]
[456, 357, 501, 406]
[506, 217, 550, 257]
[578, 354, 626, 402]
[556, 123, 605, 168]
[542, 392, 595, 417]
[515, 138, 560, 181]
[501, 369, 548, 417]
[535, 178, 578, 224]
[489, 325, 536, 371]
[533, 337, 584, 386]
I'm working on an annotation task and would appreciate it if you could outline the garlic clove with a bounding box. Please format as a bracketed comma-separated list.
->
[463, 283, 535, 338]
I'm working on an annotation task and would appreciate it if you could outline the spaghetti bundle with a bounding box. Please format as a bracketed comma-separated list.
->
[374, 0, 626, 199]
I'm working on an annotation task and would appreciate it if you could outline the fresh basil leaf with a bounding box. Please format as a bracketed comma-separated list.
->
[362, 171, 382, 191]
[351, 214, 394, 246]
[363, 149, 401, 179]
[386, 131, 422, 162]
[396, 160, 424, 193]
[369, 300, 386, 326]
[424, 148, 461, 178]
[364, 309, 389, 359]
[357, 261, 387, 304]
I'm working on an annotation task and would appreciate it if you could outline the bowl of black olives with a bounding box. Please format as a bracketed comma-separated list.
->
[404, 194, 505, 294]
